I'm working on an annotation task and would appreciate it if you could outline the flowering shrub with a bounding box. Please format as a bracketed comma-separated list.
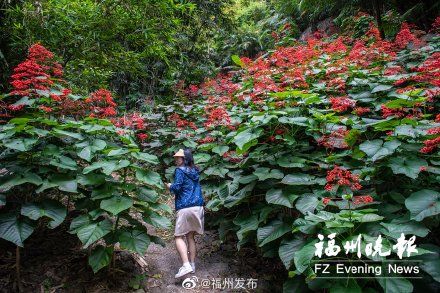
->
[0, 44, 168, 274]
[147, 19, 440, 292]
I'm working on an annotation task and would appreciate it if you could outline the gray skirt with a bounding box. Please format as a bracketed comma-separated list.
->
[174, 206, 204, 236]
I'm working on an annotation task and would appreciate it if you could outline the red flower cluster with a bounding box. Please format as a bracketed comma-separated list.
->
[381, 104, 422, 119]
[85, 89, 117, 118]
[325, 165, 362, 192]
[317, 128, 350, 149]
[199, 73, 239, 97]
[427, 127, 440, 135]
[352, 195, 373, 205]
[186, 84, 199, 97]
[197, 136, 216, 144]
[384, 65, 404, 76]
[9, 43, 64, 99]
[324, 37, 347, 54]
[203, 107, 231, 129]
[348, 41, 370, 66]
[322, 197, 331, 205]
[38, 105, 53, 113]
[353, 107, 371, 116]
[274, 128, 285, 135]
[329, 96, 356, 112]
[112, 112, 146, 130]
[27, 43, 63, 77]
[9, 59, 53, 98]
[420, 136, 440, 154]
[366, 22, 382, 41]
[168, 113, 197, 130]
[431, 16, 440, 33]
[50, 88, 88, 117]
[413, 52, 440, 87]
[136, 133, 149, 141]
[394, 23, 422, 50]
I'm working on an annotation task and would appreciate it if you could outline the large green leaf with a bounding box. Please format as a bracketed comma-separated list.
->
[0, 213, 35, 247]
[224, 183, 255, 208]
[293, 239, 318, 273]
[278, 116, 308, 126]
[107, 148, 130, 157]
[371, 84, 393, 93]
[193, 153, 211, 164]
[76, 219, 112, 248]
[257, 219, 291, 247]
[118, 229, 150, 254]
[48, 174, 78, 193]
[359, 139, 401, 162]
[143, 211, 171, 229]
[388, 156, 427, 179]
[231, 54, 244, 67]
[265, 189, 298, 208]
[233, 214, 259, 242]
[295, 195, 319, 215]
[53, 129, 84, 140]
[279, 236, 306, 269]
[253, 167, 284, 181]
[405, 189, 440, 221]
[0, 173, 42, 191]
[100, 195, 133, 215]
[204, 166, 229, 178]
[212, 145, 229, 156]
[49, 155, 77, 171]
[381, 220, 430, 238]
[238, 174, 258, 184]
[83, 160, 130, 175]
[276, 156, 306, 168]
[416, 244, 440, 282]
[232, 127, 263, 152]
[137, 187, 158, 202]
[135, 169, 163, 189]
[281, 174, 322, 185]
[131, 152, 159, 164]
[88, 245, 113, 273]
[78, 146, 92, 161]
[3, 138, 38, 151]
[69, 215, 90, 233]
[21, 199, 66, 228]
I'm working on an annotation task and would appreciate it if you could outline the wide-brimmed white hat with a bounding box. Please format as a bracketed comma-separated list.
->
[173, 149, 185, 157]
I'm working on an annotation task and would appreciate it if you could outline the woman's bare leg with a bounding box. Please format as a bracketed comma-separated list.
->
[175, 235, 189, 264]
[187, 231, 196, 263]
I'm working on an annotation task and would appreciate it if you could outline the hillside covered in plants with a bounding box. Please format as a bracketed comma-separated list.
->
[1, 1, 440, 292]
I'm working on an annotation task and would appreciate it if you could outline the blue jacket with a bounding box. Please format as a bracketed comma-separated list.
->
[170, 166, 204, 211]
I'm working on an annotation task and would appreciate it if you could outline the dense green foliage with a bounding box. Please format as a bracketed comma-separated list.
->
[1, 1, 440, 292]
[146, 21, 440, 292]
[0, 0, 235, 103]
[0, 44, 170, 273]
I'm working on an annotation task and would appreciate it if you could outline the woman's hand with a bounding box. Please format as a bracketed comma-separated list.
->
[165, 183, 171, 189]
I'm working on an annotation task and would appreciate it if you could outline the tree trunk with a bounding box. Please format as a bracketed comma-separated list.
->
[373, 0, 385, 39]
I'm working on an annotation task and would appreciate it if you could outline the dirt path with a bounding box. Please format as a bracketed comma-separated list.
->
[140, 222, 283, 292]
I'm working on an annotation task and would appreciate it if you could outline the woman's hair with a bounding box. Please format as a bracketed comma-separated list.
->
[183, 148, 199, 170]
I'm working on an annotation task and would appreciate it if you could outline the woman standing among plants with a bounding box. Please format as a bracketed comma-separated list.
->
[165, 148, 205, 278]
